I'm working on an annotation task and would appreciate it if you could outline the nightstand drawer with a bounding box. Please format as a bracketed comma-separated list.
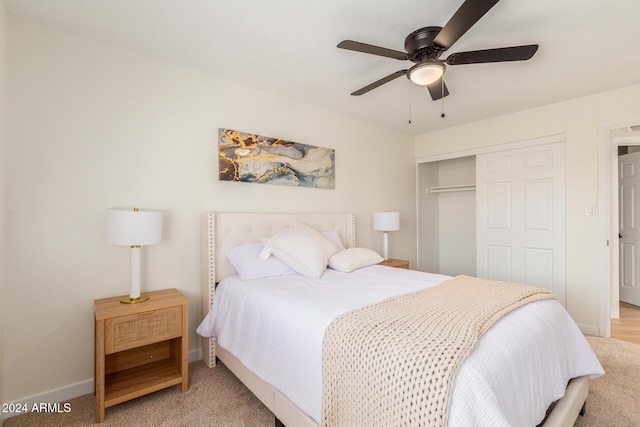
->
[105, 306, 182, 354]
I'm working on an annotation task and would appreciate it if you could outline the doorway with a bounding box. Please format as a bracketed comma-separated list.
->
[610, 302, 640, 345]
[598, 122, 640, 337]
[618, 145, 640, 308]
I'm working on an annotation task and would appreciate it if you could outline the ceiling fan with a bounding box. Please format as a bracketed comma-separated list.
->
[337, 0, 538, 100]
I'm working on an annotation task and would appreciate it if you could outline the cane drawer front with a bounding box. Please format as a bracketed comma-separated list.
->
[105, 306, 183, 354]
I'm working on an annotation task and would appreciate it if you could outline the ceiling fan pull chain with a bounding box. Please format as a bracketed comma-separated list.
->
[441, 78, 446, 118]
[408, 81, 412, 124]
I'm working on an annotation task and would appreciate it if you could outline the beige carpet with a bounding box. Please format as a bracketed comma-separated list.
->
[574, 336, 640, 427]
[3, 336, 638, 426]
[2, 361, 274, 427]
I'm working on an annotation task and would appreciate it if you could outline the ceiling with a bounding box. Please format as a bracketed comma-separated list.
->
[5, 0, 640, 135]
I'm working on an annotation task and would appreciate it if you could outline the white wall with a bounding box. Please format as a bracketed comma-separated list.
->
[415, 83, 640, 334]
[418, 162, 439, 273]
[3, 15, 416, 403]
[0, 0, 7, 414]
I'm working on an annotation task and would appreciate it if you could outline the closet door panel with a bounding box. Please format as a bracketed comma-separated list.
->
[485, 182, 512, 230]
[523, 179, 553, 231]
[476, 142, 566, 306]
[486, 245, 512, 281]
[523, 248, 554, 291]
[485, 155, 512, 173]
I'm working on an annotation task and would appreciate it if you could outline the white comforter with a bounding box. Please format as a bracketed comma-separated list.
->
[197, 266, 604, 426]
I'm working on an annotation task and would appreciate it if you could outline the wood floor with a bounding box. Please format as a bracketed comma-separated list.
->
[610, 302, 640, 345]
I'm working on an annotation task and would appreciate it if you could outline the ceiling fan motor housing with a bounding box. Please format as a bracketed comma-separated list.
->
[404, 26, 444, 62]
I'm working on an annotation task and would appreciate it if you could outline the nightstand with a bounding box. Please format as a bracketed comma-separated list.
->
[94, 288, 188, 423]
[378, 258, 410, 269]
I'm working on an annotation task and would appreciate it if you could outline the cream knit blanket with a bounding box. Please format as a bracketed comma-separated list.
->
[321, 275, 556, 427]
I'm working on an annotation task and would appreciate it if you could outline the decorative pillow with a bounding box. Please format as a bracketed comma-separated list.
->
[226, 243, 296, 280]
[261, 222, 339, 279]
[322, 228, 346, 251]
[329, 248, 384, 273]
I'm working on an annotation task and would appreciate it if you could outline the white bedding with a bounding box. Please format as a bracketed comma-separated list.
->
[197, 266, 604, 426]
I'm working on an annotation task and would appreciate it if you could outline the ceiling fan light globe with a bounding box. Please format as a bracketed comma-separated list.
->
[407, 62, 445, 85]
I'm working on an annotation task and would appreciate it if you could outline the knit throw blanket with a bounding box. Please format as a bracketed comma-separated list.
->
[321, 275, 556, 427]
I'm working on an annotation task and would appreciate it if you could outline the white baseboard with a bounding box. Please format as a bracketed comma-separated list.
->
[189, 347, 203, 363]
[1, 380, 94, 420]
[2, 348, 203, 421]
[578, 323, 601, 337]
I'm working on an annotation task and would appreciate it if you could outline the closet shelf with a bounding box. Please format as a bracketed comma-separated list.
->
[427, 184, 476, 194]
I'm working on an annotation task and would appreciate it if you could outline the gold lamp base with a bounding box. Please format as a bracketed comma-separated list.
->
[120, 295, 150, 304]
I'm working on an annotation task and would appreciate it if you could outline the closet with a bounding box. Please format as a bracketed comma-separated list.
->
[419, 156, 476, 277]
[417, 137, 567, 306]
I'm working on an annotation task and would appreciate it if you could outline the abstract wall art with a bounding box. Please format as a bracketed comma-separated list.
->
[218, 128, 335, 189]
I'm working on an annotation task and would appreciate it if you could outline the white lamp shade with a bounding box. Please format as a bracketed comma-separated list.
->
[373, 212, 400, 232]
[106, 208, 163, 246]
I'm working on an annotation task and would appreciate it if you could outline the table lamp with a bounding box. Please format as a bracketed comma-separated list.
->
[373, 212, 400, 262]
[106, 207, 163, 303]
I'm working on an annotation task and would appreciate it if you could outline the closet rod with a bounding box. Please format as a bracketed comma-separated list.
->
[427, 184, 476, 194]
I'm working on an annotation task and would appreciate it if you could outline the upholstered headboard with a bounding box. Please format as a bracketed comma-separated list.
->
[200, 212, 356, 367]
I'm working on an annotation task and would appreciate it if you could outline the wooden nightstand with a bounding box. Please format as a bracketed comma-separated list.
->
[94, 288, 188, 423]
[378, 258, 410, 269]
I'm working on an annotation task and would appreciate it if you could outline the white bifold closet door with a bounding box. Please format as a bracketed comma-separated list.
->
[476, 142, 566, 307]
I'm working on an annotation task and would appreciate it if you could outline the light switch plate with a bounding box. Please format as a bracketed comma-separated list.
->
[585, 204, 597, 216]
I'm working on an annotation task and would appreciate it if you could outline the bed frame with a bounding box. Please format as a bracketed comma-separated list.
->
[200, 212, 589, 427]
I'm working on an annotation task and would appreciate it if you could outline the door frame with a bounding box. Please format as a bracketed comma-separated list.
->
[598, 118, 640, 337]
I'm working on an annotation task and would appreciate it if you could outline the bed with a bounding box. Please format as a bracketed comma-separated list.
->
[197, 212, 604, 427]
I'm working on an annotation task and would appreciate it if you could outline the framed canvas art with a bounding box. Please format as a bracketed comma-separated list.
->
[218, 128, 335, 189]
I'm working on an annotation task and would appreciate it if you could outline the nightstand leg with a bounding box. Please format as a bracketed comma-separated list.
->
[181, 311, 188, 392]
[95, 319, 106, 423]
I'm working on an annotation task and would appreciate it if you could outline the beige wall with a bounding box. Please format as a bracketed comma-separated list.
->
[0, 0, 7, 413]
[415, 83, 640, 334]
[3, 16, 416, 403]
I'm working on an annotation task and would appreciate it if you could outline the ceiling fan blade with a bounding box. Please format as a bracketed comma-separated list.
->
[351, 70, 407, 96]
[432, 0, 500, 50]
[426, 78, 449, 100]
[446, 44, 538, 65]
[338, 40, 409, 60]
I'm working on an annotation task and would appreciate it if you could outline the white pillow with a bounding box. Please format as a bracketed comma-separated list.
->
[322, 229, 346, 251]
[226, 243, 296, 280]
[329, 248, 384, 273]
[262, 222, 339, 279]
